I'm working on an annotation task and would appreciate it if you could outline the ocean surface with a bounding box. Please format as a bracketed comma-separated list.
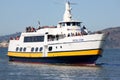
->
[0, 48, 120, 80]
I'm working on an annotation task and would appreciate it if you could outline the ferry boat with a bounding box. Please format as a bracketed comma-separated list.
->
[7, 1, 107, 64]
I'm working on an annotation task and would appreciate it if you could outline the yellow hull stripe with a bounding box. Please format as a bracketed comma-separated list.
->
[48, 49, 101, 57]
[8, 52, 43, 58]
[8, 49, 101, 58]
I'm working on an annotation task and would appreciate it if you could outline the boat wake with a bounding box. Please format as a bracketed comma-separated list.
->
[96, 63, 120, 67]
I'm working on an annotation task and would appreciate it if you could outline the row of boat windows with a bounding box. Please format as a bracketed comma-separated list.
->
[16, 46, 62, 52]
[59, 22, 81, 26]
[23, 32, 82, 43]
[24, 35, 65, 43]
[24, 36, 44, 42]
[16, 47, 43, 52]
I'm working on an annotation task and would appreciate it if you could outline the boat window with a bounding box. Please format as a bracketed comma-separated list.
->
[71, 22, 81, 26]
[48, 35, 55, 41]
[77, 22, 80, 26]
[24, 36, 44, 42]
[35, 47, 38, 52]
[62, 23, 65, 26]
[39, 47, 43, 51]
[56, 35, 59, 40]
[16, 47, 19, 51]
[23, 47, 26, 52]
[68, 33, 70, 37]
[60, 46, 62, 48]
[66, 22, 71, 26]
[48, 34, 65, 41]
[49, 46, 52, 51]
[20, 47, 22, 52]
[31, 47, 34, 52]
[72, 22, 76, 26]
[56, 46, 57, 49]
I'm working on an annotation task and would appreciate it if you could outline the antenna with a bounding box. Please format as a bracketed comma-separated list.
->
[38, 21, 40, 25]
[38, 21, 41, 29]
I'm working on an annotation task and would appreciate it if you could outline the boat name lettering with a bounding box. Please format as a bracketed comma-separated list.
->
[73, 39, 84, 42]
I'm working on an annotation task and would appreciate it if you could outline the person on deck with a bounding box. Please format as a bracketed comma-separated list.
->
[81, 26, 88, 35]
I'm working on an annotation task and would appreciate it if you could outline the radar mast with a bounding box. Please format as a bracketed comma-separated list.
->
[63, 1, 72, 22]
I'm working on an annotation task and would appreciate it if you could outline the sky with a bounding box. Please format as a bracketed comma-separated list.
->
[0, 0, 120, 35]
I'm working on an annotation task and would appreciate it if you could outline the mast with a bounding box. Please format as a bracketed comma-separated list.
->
[58, 1, 82, 28]
[63, 1, 72, 22]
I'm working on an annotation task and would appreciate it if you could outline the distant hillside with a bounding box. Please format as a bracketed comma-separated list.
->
[0, 32, 21, 42]
[0, 27, 120, 48]
[100, 26, 120, 49]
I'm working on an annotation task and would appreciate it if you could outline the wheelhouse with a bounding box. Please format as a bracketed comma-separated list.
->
[58, 21, 82, 27]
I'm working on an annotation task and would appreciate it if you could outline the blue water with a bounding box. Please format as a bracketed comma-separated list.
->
[0, 48, 120, 80]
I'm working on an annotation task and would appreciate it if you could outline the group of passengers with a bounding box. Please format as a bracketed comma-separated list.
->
[26, 26, 36, 32]
[68, 26, 88, 37]
[25, 25, 88, 35]
[10, 36, 20, 40]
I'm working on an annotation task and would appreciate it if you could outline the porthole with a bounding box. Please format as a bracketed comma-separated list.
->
[23, 47, 26, 52]
[20, 47, 22, 52]
[35, 47, 38, 52]
[39, 47, 43, 51]
[60, 46, 62, 48]
[49, 47, 52, 51]
[68, 33, 70, 37]
[31, 47, 34, 52]
[16, 47, 19, 51]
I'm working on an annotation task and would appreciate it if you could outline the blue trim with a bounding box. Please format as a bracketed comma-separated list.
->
[9, 55, 100, 64]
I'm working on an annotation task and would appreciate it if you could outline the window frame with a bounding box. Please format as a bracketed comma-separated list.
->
[24, 36, 44, 42]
